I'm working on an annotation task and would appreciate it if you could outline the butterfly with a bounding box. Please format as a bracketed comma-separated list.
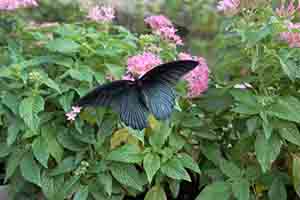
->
[74, 60, 198, 130]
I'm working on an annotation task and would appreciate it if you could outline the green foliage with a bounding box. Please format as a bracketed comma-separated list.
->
[2, 1, 300, 200]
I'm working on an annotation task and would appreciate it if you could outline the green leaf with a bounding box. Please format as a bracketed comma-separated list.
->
[97, 172, 112, 196]
[105, 64, 125, 79]
[32, 136, 49, 168]
[178, 153, 201, 174]
[74, 185, 89, 200]
[19, 96, 44, 130]
[195, 181, 231, 200]
[20, 151, 41, 186]
[230, 90, 258, 106]
[49, 156, 76, 176]
[169, 180, 180, 199]
[161, 157, 191, 181]
[39, 70, 61, 93]
[149, 122, 171, 149]
[69, 68, 94, 83]
[200, 142, 223, 166]
[279, 123, 300, 146]
[7, 118, 22, 146]
[57, 130, 87, 152]
[106, 144, 143, 163]
[293, 155, 300, 198]
[110, 163, 145, 191]
[46, 38, 80, 53]
[255, 134, 282, 172]
[268, 178, 287, 200]
[219, 159, 242, 179]
[268, 96, 300, 123]
[260, 112, 273, 139]
[0, 142, 12, 157]
[42, 126, 63, 162]
[277, 50, 297, 81]
[5, 149, 25, 182]
[40, 172, 55, 199]
[232, 104, 260, 115]
[232, 178, 250, 200]
[143, 153, 161, 183]
[144, 185, 167, 200]
[2, 93, 19, 114]
[59, 91, 74, 112]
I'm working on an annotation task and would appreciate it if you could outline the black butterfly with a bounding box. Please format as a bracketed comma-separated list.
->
[74, 60, 198, 130]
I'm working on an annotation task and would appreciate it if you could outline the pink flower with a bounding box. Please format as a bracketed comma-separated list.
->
[145, 15, 183, 45]
[0, 0, 38, 10]
[276, 1, 299, 18]
[87, 6, 115, 22]
[72, 106, 81, 113]
[280, 22, 300, 47]
[127, 52, 162, 76]
[179, 53, 209, 98]
[144, 15, 173, 30]
[155, 26, 183, 45]
[217, 0, 240, 13]
[122, 72, 135, 81]
[66, 112, 76, 121]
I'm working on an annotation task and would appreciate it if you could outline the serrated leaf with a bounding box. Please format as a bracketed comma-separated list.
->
[143, 153, 160, 183]
[149, 122, 171, 149]
[69, 68, 94, 83]
[178, 153, 201, 174]
[5, 149, 25, 182]
[220, 159, 242, 179]
[255, 134, 282, 172]
[268, 178, 287, 200]
[279, 123, 300, 146]
[161, 157, 191, 181]
[293, 155, 300, 197]
[57, 130, 87, 152]
[2, 93, 19, 114]
[20, 151, 41, 186]
[144, 185, 167, 200]
[232, 178, 250, 200]
[110, 163, 145, 191]
[46, 38, 80, 53]
[110, 128, 130, 149]
[195, 181, 231, 200]
[268, 96, 300, 123]
[32, 136, 49, 168]
[97, 172, 112, 196]
[49, 156, 76, 176]
[19, 96, 44, 130]
[74, 185, 89, 200]
[106, 144, 143, 163]
[42, 126, 63, 163]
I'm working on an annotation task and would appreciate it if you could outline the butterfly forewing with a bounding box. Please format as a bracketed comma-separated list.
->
[140, 60, 198, 119]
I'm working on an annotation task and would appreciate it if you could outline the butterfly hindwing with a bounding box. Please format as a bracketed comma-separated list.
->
[120, 87, 148, 130]
[140, 60, 198, 119]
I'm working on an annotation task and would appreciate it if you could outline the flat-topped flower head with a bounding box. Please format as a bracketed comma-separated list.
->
[280, 22, 300, 48]
[144, 15, 173, 30]
[127, 52, 162, 77]
[276, 0, 300, 19]
[179, 52, 209, 98]
[0, 0, 38, 10]
[87, 5, 115, 22]
[217, 0, 240, 14]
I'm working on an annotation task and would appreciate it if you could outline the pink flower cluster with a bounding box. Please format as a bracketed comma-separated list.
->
[276, 1, 300, 18]
[126, 52, 162, 78]
[280, 22, 300, 48]
[87, 6, 115, 23]
[217, 0, 240, 13]
[0, 0, 38, 10]
[144, 15, 183, 45]
[179, 53, 209, 98]
[65, 106, 81, 121]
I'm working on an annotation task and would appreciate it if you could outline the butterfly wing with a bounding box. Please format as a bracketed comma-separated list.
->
[139, 60, 198, 120]
[119, 86, 149, 130]
[74, 80, 149, 130]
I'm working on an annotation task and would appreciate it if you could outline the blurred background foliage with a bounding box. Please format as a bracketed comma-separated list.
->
[20, 0, 219, 63]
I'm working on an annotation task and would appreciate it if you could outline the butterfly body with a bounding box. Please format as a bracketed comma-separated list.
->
[74, 60, 199, 130]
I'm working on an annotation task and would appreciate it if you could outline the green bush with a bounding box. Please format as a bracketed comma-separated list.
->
[2, 1, 300, 200]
